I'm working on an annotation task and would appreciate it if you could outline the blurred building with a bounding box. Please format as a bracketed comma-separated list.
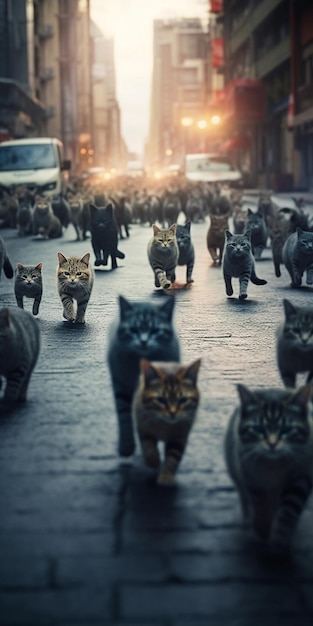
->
[147, 18, 208, 170]
[219, 0, 313, 190]
[0, 0, 124, 177]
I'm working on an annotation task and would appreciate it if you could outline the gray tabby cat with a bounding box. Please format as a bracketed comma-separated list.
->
[282, 227, 313, 288]
[244, 208, 268, 260]
[57, 252, 94, 324]
[176, 221, 195, 283]
[133, 358, 201, 485]
[14, 263, 43, 316]
[147, 224, 179, 289]
[277, 299, 313, 387]
[224, 383, 313, 555]
[0, 235, 14, 281]
[107, 295, 180, 457]
[0, 306, 40, 409]
[222, 230, 267, 300]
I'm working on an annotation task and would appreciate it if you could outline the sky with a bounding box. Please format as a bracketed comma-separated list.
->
[90, 0, 208, 158]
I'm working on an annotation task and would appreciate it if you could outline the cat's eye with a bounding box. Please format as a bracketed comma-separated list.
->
[157, 397, 167, 405]
[76, 272, 82, 276]
[63, 271, 70, 276]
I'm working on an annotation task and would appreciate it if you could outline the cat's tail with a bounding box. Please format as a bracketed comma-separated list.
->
[116, 249, 125, 259]
[250, 270, 267, 286]
[3, 256, 14, 279]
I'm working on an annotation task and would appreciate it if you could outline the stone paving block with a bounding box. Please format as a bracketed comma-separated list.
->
[0, 532, 115, 558]
[0, 558, 50, 589]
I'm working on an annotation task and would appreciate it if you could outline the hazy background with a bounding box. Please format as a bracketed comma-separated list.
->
[90, 0, 208, 157]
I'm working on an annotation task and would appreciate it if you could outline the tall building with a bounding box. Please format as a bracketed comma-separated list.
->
[147, 18, 208, 169]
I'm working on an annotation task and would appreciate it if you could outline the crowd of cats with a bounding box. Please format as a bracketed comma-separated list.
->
[1, 178, 313, 558]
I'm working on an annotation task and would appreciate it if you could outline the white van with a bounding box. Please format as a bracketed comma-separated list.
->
[185, 153, 242, 184]
[0, 137, 71, 194]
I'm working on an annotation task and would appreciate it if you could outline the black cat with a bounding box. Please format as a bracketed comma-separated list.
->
[90, 203, 125, 269]
[176, 221, 195, 283]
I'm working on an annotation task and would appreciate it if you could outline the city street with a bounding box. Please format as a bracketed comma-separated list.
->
[1, 211, 313, 626]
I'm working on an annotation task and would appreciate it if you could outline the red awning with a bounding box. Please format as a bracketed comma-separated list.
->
[219, 136, 250, 152]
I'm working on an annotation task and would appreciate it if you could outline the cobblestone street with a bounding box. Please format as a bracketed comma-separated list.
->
[0, 216, 313, 625]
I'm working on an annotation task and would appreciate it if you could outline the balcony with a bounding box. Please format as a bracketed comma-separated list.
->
[255, 38, 290, 78]
[297, 83, 313, 113]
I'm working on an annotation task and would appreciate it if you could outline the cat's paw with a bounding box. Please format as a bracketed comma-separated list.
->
[239, 293, 248, 300]
[162, 280, 171, 290]
[157, 472, 176, 486]
[94, 260, 102, 266]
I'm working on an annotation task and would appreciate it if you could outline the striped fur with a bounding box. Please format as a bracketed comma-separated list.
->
[57, 252, 94, 324]
[277, 299, 313, 387]
[222, 230, 267, 300]
[147, 224, 179, 289]
[133, 359, 201, 485]
[224, 383, 313, 554]
[107, 296, 180, 457]
[0, 307, 40, 407]
[14, 263, 43, 316]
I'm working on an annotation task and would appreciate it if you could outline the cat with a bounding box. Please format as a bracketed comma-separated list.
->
[176, 221, 195, 284]
[107, 295, 180, 457]
[222, 230, 267, 300]
[271, 208, 310, 278]
[0, 236, 14, 281]
[224, 383, 313, 555]
[232, 203, 247, 235]
[282, 227, 313, 288]
[0, 306, 40, 408]
[14, 263, 43, 316]
[132, 358, 201, 485]
[89, 203, 125, 269]
[147, 223, 179, 289]
[162, 191, 181, 227]
[244, 208, 268, 259]
[276, 298, 313, 388]
[33, 197, 62, 239]
[57, 252, 94, 324]
[206, 213, 230, 265]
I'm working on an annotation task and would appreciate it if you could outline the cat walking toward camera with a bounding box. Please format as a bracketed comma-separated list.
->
[107, 295, 180, 457]
[0, 306, 40, 408]
[57, 252, 94, 324]
[14, 263, 43, 316]
[0, 236, 14, 282]
[90, 203, 125, 269]
[224, 383, 313, 555]
[282, 227, 313, 288]
[277, 299, 313, 388]
[222, 230, 267, 300]
[147, 223, 179, 289]
[176, 221, 195, 284]
[133, 358, 201, 485]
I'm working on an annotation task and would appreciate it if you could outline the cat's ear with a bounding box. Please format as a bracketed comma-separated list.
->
[118, 294, 133, 317]
[296, 227, 303, 236]
[288, 384, 312, 409]
[225, 230, 232, 240]
[140, 359, 159, 385]
[80, 253, 90, 266]
[183, 358, 201, 384]
[237, 383, 258, 409]
[35, 263, 43, 270]
[247, 208, 253, 215]
[160, 296, 175, 319]
[0, 307, 10, 326]
[16, 263, 24, 270]
[153, 224, 160, 235]
[106, 203, 113, 214]
[90, 204, 97, 213]
[185, 221, 191, 231]
[244, 229, 252, 239]
[169, 224, 177, 235]
[57, 252, 67, 265]
[283, 298, 297, 318]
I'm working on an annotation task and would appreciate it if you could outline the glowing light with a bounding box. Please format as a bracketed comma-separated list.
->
[197, 120, 207, 129]
[211, 115, 221, 125]
[165, 148, 173, 156]
[181, 116, 193, 127]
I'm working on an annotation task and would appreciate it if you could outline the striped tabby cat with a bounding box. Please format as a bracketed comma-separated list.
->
[176, 221, 195, 284]
[222, 230, 267, 300]
[57, 252, 94, 324]
[282, 227, 313, 288]
[107, 295, 180, 457]
[224, 383, 313, 555]
[133, 358, 201, 485]
[147, 224, 179, 289]
[206, 213, 230, 264]
[14, 263, 43, 316]
[0, 306, 40, 408]
[244, 208, 268, 260]
[277, 299, 313, 387]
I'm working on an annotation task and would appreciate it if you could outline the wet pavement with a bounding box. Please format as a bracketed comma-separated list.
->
[0, 212, 313, 625]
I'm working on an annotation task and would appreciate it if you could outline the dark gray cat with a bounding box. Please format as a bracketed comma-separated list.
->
[224, 383, 313, 555]
[0, 306, 40, 409]
[244, 208, 268, 259]
[277, 299, 313, 387]
[14, 263, 43, 316]
[0, 236, 14, 281]
[222, 230, 267, 300]
[282, 227, 313, 288]
[107, 295, 180, 457]
[90, 203, 125, 269]
[176, 221, 195, 284]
